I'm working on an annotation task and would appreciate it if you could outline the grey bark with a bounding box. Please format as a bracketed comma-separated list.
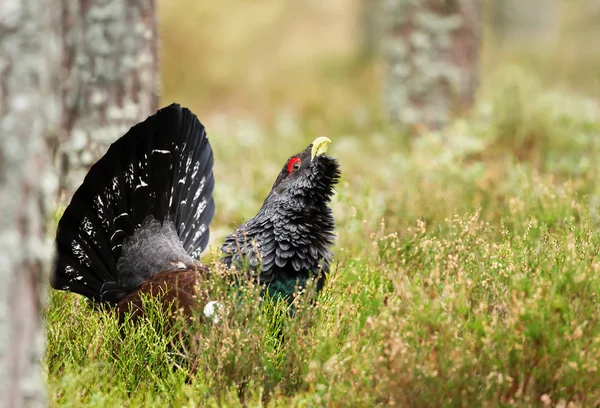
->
[383, 0, 481, 129]
[58, 0, 159, 197]
[0, 0, 61, 407]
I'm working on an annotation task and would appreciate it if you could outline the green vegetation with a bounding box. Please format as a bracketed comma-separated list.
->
[46, 67, 600, 406]
[46, 2, 600, 406]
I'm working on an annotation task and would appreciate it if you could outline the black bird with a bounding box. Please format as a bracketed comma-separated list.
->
[51, 104, 340, 320]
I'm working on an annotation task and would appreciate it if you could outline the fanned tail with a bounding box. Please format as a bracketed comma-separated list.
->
[51, 104, 215, 304]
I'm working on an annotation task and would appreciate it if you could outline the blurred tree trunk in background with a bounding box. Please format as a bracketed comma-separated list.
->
[383, 0, 481, 130]
[360, 0, 383, 61]
[58, 0, 159, 198]
[0, 1, 60, 407]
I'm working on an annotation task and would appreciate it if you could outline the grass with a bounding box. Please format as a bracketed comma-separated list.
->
[45, 65, 600, 406]
[45, 1, 600, 405]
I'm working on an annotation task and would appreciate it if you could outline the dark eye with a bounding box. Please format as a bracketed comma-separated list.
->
[287, 157, 302, 173]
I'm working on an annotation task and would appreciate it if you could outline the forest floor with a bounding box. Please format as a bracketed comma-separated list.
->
[45, 63, 600, 406]
[45, 2, 600, 405]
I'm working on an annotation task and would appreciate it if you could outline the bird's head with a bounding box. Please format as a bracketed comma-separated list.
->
[265, 136, 340, 208]
[221, 137, 340, 295]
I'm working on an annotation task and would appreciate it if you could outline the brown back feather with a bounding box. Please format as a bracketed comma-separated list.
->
[116, 265, 210, 323]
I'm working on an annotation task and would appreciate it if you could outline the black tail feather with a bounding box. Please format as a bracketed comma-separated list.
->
[52, 104, 215, 303]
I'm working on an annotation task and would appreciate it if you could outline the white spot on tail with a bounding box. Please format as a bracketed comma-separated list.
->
[192, 162, 200, 179]
[194, 199, 207, 221]
[193, 176, 206, 201]
[192, 224, 206, 243]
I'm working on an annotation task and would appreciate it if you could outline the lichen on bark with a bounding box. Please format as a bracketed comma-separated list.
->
[0, 0, 61, 406]
[383, 0, 481, 129]
[59, 0, 159, 196]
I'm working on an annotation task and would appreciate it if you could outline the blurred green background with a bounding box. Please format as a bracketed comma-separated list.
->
[159, 0, 366, 125]
[158, 0, 600, 123]
[156, 0, 600, 247]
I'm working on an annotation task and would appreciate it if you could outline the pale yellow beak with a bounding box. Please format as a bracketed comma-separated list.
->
[310, 136, 332, 160]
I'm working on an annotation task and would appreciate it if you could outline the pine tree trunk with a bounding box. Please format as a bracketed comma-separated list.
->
[58, 0, 159, 197]
[383, 0, 481, 130]
[0, 1, 61, 407]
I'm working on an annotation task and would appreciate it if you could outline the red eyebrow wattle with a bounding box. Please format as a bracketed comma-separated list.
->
[287, 157, 301, 173]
